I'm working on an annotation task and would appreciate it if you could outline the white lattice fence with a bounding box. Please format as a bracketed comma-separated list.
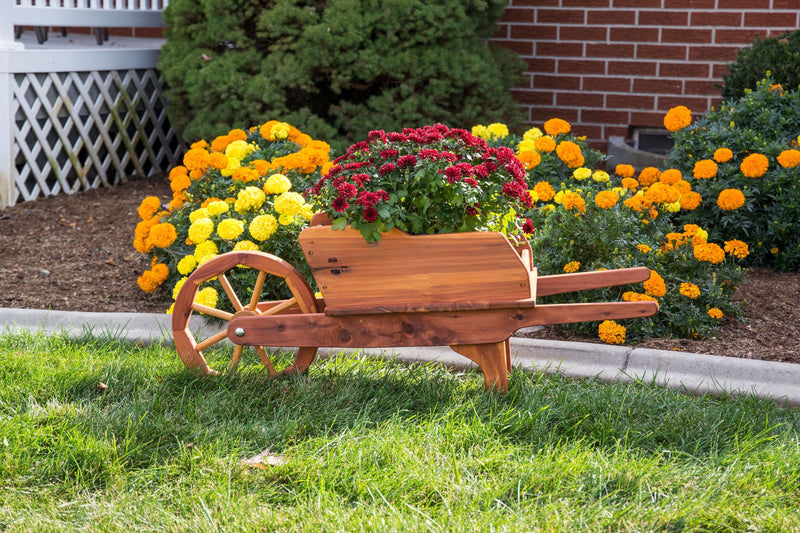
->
[12, 68, 182, 202]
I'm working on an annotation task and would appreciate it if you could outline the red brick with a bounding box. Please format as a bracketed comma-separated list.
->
[657, 96, 710, 111]
[495, 40, 534, 57]
[582, 76, 631, 93]
[586, 43, 635, 58]
[558, 91, 606, 108]
[690, 11, 742, 27]
[609, 26, 658, 42]
[659, 62, 710, 78]
[581, 109, 630, 125]
[577, 124, 604, 141]
[537, 9, 586, 24]
[536, 41, 584, 57]
[604, 125, 631, 138]
[526, 57, 557, 73]
[510, 89, 554, 106]
[633, 78, 683, 94]
[533, 74, 582, 91]
[559, 25, 608, 42]
[637, 44, 688, 60]
[709, 96, 723, 109]
[718, 0, 771, 7]
[558, 59, 607, 75]
[744, 11, 799, 28]
[712, 64, 731, 78]
[588, 9, 636, 25]
[561, 0, 610, 6]
[608, 60, 657, 76]
[492, 24, 508, 39]
[688, 45, 739, 62]
[630, 111, 667, 128]
[774, 0, 800, 7]
[607, 94, 656, 110]
[685, 80, 722, 96]
[662, 28, 714, 44]
[638, 10, 688, 26]
[613, 0, 660, 6]
[663, 0, 715, 7]
[511, 0, 559, 5]
[500, 7, 535, 24]
[715, 29, 767, 45]
[530, 107, 579, 124]
[509, 23, 558, 40]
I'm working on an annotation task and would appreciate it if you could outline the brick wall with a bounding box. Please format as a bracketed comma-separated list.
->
[492, 0, 800, 150]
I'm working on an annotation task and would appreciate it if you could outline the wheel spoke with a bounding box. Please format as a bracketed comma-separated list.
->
[218, 273, 244, 311]
[248, 270, 268, 311]
[195, 329, 229, 352]
[191, 303, 233, 321]
[229, 345, 244, 372]
[255, 346, 278, 377]
[261, 296, 298, 316]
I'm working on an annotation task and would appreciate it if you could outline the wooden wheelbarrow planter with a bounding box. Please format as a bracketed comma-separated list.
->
[172, 216, 658, 392]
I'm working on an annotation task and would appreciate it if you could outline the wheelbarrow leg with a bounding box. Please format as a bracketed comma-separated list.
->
[451, 340, 510, 392]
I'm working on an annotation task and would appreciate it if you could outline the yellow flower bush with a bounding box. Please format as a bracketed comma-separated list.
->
[134, 120, 330, 312]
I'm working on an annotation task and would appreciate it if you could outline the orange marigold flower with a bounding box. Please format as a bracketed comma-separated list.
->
[544, 118, 571, 136]
[534, 136, 556, 153]
[563, 261, 580, 273]
[659, 168, 682, 185]
[713, 147, 733, 163]
[638, 167, 661, 187]
[623, 291, 656, 302]
[517, 150, 542, 170]
[740, 153, 769, 178]
[680, 191, 702, 210]
[679, 282, 700, 299]
[724, 239, 749, 259]
[170, 174, 191, 194]
[147, 222, 178, 248]
[594, 190, 619, 209]
[189, 168, 205, 181]
[190, 139, 209, 150]
[621, 177, 639, 190]
[598, 320, 626, 345]
[645, 182, 681, 204]
[717, 188, 745, 211]
[168, 166, 188, 180]
[708, 308, 723, 319]
[252, 159, 271, 176]
[183, 148, 210, 172]
[138, 196, 161, 220]
[207, 152, 228, 170]
[227, 128, 248, 142]
[693, 159, 718, 179]
[533, 181, 556, 202]
[673, 179, 692, 194]
[664, 105, 692, 132]
[210, 135, 231, 153]
[231, 166, 259, 182]
[777, 149, 800, 169]
[693, 242, 725, 264]
[561, 191, 586, 214]
[644, 269, 666, 298]
[636, 244, 652, 253]
[556, 141, 585, 168]
[615, 164, 635, 179]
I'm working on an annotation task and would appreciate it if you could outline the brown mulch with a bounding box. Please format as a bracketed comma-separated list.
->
[1, 174, 799, 364]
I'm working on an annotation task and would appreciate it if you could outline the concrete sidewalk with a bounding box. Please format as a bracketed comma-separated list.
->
[2, 307, 799, 406]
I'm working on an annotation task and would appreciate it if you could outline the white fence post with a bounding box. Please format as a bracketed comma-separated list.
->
[1, 2, 23, 208]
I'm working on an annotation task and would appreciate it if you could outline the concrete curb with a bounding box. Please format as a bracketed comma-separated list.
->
[2, 308, 799, 405]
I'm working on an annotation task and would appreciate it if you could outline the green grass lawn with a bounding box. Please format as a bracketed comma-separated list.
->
[1, 332, 799, 532]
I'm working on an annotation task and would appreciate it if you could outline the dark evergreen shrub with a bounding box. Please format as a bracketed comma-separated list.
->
[159, 0, 525, 152]
[722, 30, 800, 100]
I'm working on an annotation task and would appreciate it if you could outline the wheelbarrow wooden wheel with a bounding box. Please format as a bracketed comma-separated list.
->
[171, 251, 319, 377]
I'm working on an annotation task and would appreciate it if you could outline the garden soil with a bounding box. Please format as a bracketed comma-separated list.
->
[1, 174, 798, 364]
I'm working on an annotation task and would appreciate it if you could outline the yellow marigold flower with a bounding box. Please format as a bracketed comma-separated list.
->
[740, 153, 769, 178]
[274, 191, 305, 216]
[195, 287, 219, 309]
[278, 214, 296, 225]
[225, 140, 255, 162]
[777, 149, 800, 169]
[592, 170, 610, 182]
[724, 239, 749, 259]
[189, 208, 210, 223]
[471, 124, 489, 139]
[659, 168, 682, 185]
[544, 118, 571, 136]
[534, 136, 556, 153]
[533, 181, 555, 202]
[249, 214, 278, 241]
[523, 127, 543, 142]
[683, 224, 707, 240]
[693, 159, 718, 179]
[177, 255, 197, 276]
[517, 150, 541, 170]
[207, 152, 228, 170]
[188, 217, 214, 244]
[147, 222, 178, 248]
[234, 186, 266, 214]
[556, 140, 585, 168]
[771, 247, 779, 255]
[194, 240, 218, 262]
[263, 121, 291, 141]
[299, 205, 314, 221]
[663, 105, 692, 132]
[663, 200, 681, 213]
[644, 269, 666, 298]
[172, 276, 187, 300]
[563, 261, 580, 273]
[598, 320, 626, 345]
[264, 173, 293, 194]
[713, 148, 733, 163]
[636, 244, 652, 253]
[206, 200, 229, 216]
[708, 308, 723, 319]
[717, 188, 745, 210]
[638, 167, 661, 186]
[517, 139, 536, 153]
[693, 242, 725, 264]
[217, 218, 245, 240]
[170, 174, 191, 194]
[183, 148, 210, 172]
[561, 191, 586, 214]
[572, 167, 592, 180]
[220, 157, 241, 178]
[594, 190, 619, 209]
[138, 196, 161, 220]
[487, 123, 509, 139]
[210, 134, 231, 153]
[621, 177, 639, 190]
[615, 164, 635, 179]
[233, 240, 259, 252]
[679, 282, 701, 299]
[680, 191, 702, 210]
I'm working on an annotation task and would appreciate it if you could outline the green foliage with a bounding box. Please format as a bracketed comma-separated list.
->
[722, 30, 800, 100]
[160, 0, 525, 153]
[665, 79, 800, 271]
